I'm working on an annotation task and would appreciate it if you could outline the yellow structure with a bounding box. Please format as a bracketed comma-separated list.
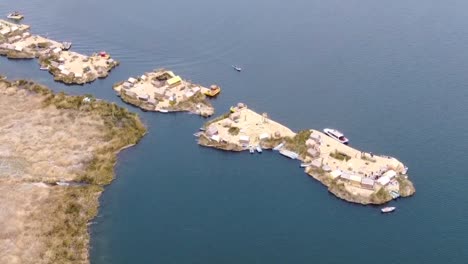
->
[204, 85, 221, 97]
[167, 75, 182, 86]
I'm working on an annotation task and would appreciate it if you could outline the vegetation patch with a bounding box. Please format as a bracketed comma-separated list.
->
[284, 130, 311, 156]
[228, 126, 240, 135]
[330, 149, 351, 161]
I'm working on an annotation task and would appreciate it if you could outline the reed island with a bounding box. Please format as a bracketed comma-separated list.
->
[0, 76, 145, 263]
[197, 104, 415, 205]
[113, 68, 220, 117]
[0, 19, 119, 84]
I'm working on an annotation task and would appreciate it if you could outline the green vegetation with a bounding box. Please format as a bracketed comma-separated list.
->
[5, 79, 147, 262]
[370, 187, 391, 203]
[284, 130, 311, 156]
[228, 126, 240, 135]
[330, 149, 351, 161]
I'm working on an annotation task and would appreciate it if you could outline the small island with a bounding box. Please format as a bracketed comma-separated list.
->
[0, 19, 119, 84]
[113, 68, 220, 117]
[0, 76, 145, 263]
[197, 104, 415, 205]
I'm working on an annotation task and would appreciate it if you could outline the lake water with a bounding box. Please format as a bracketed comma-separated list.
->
[1, 0, 468, 263]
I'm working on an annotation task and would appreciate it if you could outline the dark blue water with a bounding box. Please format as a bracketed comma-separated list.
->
[2, 1, 468, 263]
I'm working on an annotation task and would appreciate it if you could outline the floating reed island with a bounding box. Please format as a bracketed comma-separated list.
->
[113, 68, 221, 117]
[197, 104, 415, 205]
[0, 19, 119, 84]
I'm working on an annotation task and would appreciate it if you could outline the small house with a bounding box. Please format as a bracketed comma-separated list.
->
[206, 126, 219, 137]
[350, 175, 363, 187]
[310, 159, 322, 168]
[377, 176, 391, 186]
[239, 135, 250, 144]
[307, 148, 319, 158]
[259, 133, 270, 141]
[361, 178, 375, 190]
[122, 82, 132, 89]
[306, 139, 316, 148]
[138, 94, 149, 101]
[128, 77, 137, 84]
[330, 170, 342, 180]
[166, 75, 182, 87]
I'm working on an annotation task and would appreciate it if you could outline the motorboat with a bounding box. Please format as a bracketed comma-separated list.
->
[323, 128, 349, 144]
[232, 65, 242, 72]
[390, 191, 400, 199]
[40, 65, 49, 71]
[381, 207, 396, 213]
[249, 145, 255, 154]
[256, 145, 262, 153]
[61, 41, 72, 50]
[7, 11, 24, 20]
[273, 142, 284, 151]
[300, 163, 311, 168]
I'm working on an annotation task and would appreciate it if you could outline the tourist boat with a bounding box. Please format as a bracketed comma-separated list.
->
[203, 85, 221, 97]
[256, 145, 262, 153]
[249, 145, 255, 154]
[61, 42, 72, 51]
[232, 65, 242, 72]
[381, 207, 396, 213]
[323, 128, 349, 144]
[7, 12, 24, 20]
[40, 65, 49, 71]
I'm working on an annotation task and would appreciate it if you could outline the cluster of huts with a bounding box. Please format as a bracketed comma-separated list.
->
[116, 69, 207, 111]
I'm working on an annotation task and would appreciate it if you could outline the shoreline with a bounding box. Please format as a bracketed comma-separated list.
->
[197, 104, 415, 205]
[0, 77, 146, 263]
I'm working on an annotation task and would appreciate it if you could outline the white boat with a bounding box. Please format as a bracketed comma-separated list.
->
[61, 41, 72, 50]
[256, 145, 262, 153]
[7, 12, 24, 20]
[159, 109, 169, 113]
[323, 128, 349, 144]
[300, 163, 311, 168]
[279, 149, 299, 159]
[249, 145, 255, 153]
[40, 65, 49, 71]
[273, 142, 284, 151]
[381, 207, 396, 213]
[193, 132, 202, 137]
[232, 65, 242, 72]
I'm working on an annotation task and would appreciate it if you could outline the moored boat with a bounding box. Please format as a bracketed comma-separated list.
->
[61, 41, 72, 50]
[273, 142, 284, 151]
[249, 145, 255, 154]
[381, 206, 396, 213]
[7, 11, 24, 20]
[40, 65, 49, 71]
[256, 145, 262, 153]
[203, 85, 221, 97]
[300, 163, 311, 168]
[232, 65, 242, 72]
[323, 128, 349, 144]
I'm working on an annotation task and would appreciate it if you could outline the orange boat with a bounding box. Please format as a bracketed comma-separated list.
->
[204, 85, 221, 97]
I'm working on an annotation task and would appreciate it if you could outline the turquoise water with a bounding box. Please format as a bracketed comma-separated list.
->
[1, 0, 468, 263]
